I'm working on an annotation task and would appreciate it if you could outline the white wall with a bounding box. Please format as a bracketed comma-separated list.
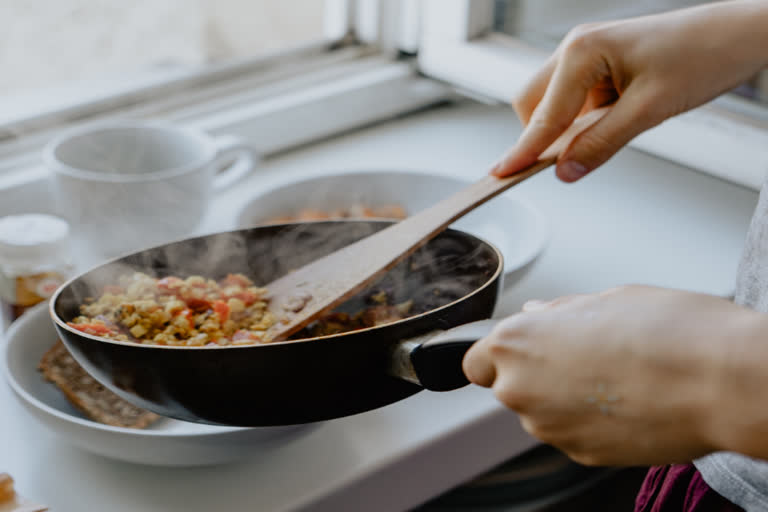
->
[0, 0, 325, 95]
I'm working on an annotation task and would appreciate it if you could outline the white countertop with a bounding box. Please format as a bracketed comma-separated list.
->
[0, 100, 759, 511]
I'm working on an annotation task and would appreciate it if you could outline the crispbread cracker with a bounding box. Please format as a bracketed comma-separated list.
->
[38, 341, 160, 429]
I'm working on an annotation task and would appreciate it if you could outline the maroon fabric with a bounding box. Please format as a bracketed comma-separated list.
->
[634, 464, 744, 512]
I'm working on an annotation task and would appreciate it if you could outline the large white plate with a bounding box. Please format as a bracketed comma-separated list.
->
[236, 170, 549, 289]
[1, 304, 317, 466]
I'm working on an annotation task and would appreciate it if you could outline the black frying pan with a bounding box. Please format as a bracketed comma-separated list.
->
[50, 221, 502, 426]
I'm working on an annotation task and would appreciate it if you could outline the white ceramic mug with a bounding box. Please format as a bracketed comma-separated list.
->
[44, 121, 257, 264]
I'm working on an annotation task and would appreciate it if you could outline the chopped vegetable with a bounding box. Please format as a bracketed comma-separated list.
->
[213, 300, 230, 323]
[69, 272, 275, 346]
[67, 322, 113, 336]
[185, 298, 211, 312]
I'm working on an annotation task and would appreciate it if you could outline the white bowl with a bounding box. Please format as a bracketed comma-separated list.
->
[236, 170, 549, 288]
[1, 304, 316, 466]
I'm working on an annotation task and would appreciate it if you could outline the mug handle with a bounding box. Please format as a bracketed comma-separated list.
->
[211, 134, 260, 190]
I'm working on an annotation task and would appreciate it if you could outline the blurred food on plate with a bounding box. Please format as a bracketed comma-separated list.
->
[264, 204, 407, 224]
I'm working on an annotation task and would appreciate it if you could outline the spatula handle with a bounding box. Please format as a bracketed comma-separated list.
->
[389, 157, 555, 247]
[339, 106, 609, 266]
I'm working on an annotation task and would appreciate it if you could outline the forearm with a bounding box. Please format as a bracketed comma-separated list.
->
[701, 0, 768, 72]
[703, 308, 768, 460]
[651, 0, 768, 107]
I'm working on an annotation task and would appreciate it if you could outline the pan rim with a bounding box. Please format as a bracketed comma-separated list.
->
[50, 221, 504, 350]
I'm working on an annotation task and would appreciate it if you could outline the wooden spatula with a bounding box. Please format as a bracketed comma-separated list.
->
[263, 107, 609, 341]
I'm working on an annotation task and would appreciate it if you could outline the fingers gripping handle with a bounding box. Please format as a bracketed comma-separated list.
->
[391, 320, 499, 392]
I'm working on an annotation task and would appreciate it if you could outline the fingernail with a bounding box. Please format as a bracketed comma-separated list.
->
[489, 152, 512, 176]
[559, 161, 589, 181]
[490, 152, 526, 177]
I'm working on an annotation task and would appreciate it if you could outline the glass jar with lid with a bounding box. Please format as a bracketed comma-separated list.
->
[0, 214, 73, 330]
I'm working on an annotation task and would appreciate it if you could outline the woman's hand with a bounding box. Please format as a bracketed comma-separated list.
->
[462, 285, 768, 466]
[493, 0, 768, 182]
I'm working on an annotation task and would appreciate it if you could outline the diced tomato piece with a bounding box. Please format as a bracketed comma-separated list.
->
[213, 300, 230, 323]
[185, 298, 211, 312]
[157, 277, 182, 289]
[233, 330, 262, 342]
[221, 274, 253, 288]
[67, 322, 113, 336]
[157, 277, 184, 296]
[228, 290, 258, 306]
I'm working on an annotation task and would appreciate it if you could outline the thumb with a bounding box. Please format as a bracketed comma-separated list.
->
[556, 87, 663, 182]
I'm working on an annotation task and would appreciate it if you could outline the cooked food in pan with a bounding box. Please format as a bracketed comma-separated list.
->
[299, 292, 413, 338]
[68, 273, 275, 346]
[67, 272, 416, 346]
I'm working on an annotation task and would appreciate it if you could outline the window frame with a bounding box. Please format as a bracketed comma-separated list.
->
[0, 0, 454, 194]
[418, 0, 768, 191]
[0, 0, 355, 133]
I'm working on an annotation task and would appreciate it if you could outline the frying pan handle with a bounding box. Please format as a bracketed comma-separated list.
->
[392, 319, 499, 392]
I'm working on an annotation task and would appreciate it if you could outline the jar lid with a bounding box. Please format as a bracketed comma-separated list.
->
[0, 214, 70, 265]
